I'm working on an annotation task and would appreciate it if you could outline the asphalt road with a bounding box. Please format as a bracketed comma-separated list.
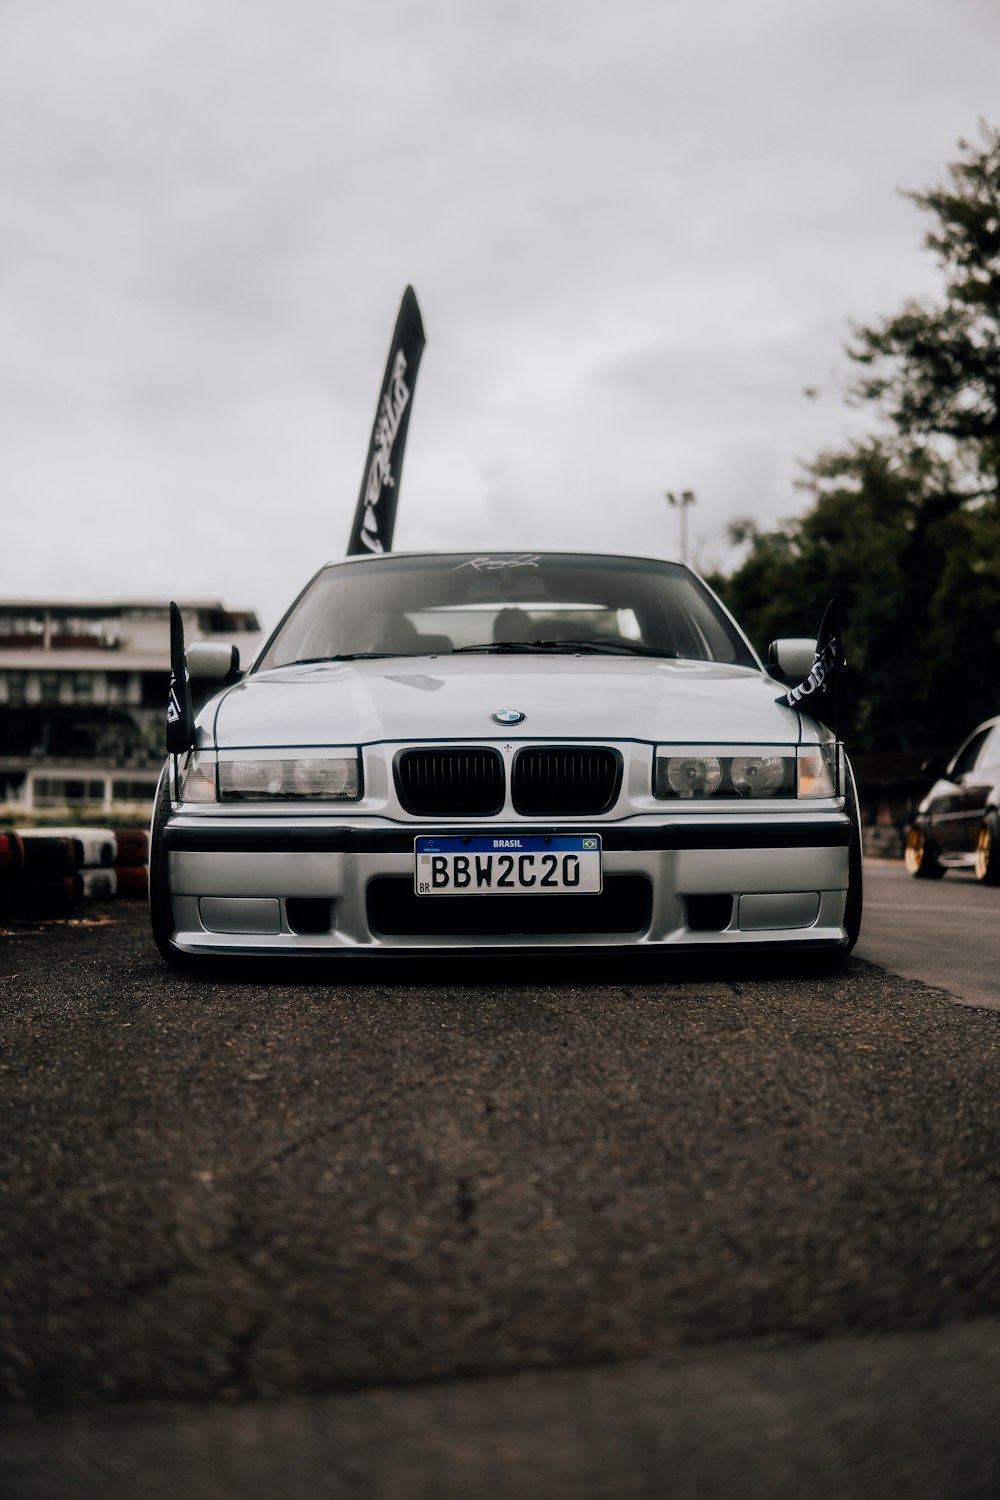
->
[857, 859, 1000, 1010]
[3, 891, 1000, 1497]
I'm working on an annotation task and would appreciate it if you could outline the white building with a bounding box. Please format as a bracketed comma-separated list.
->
[0, 599, 260, 815]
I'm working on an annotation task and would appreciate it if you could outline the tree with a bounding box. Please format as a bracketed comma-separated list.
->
[849, 121, 1000, 499]
[711, 124, 1000, 753]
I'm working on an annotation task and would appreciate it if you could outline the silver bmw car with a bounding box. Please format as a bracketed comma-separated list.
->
[150, 550, 862, 964]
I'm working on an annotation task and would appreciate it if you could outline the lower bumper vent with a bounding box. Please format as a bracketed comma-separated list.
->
[685, 894, 733, 932]
[285, 897, 333, 934]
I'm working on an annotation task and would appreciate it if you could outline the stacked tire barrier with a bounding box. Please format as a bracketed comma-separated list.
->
[0, 827, 149, 920]
[0, 830, 25, 919]
[113, 829, 151, 899]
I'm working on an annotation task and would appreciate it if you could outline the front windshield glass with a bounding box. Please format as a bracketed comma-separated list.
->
[255, 552, 758, 671]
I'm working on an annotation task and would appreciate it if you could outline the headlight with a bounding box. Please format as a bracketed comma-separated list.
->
[218, 752, 360, 801]
[654, 746, 839, 800]
[654, 749, 795, 800]
[662, 755, 724, 798]
[731, 755, 787, 796]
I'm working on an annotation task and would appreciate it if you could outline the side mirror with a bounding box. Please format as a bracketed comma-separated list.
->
[186, 642, 242, 683]
[768, 638, 816, 682]
[920, 756, 948, 780]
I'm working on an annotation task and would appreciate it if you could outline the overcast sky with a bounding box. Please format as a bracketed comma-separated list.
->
[2, 0, 998, 632]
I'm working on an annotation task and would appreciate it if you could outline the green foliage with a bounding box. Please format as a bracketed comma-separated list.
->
[848, 121, 1000, 491]
[711, 124, 1000, 752]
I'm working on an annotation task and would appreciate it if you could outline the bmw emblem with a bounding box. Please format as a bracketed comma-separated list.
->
[491, 708, 526, 725]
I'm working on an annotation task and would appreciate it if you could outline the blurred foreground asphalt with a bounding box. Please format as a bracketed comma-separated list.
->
[2, 897, 1000, 1497]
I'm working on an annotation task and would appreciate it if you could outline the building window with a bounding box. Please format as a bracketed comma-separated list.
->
[0, 770, 27, 803]
[31, 777, 107, 808]
[5, 672, 26, 705]
[39, 673, 60, 705]
[0, 615, 44, 643]
[111, 778, 159, 803]
[107, 673, 138, 704]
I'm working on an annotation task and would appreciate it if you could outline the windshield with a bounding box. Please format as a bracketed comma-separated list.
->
[255, 552, 758, 671]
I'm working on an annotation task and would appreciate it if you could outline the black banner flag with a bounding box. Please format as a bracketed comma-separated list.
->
[166, 601, 195, 753]
[776, 595, 852, 740]
[346, 286, 426, 555]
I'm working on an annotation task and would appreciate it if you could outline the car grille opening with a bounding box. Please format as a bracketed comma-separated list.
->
[511, 746, 622, 816]
[367, 875, 652, 937]
[394, 748, 504, 817]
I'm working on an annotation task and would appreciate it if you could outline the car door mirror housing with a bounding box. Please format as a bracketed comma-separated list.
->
[768, 638, 817, 682]
[186, 642, 242, 683]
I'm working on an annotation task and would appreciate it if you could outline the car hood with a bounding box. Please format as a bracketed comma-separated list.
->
[206, 655, 805, 749]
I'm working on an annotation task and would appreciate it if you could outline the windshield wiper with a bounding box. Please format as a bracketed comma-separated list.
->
[450, 640, 680, 658]
[286, 652, 420, 665]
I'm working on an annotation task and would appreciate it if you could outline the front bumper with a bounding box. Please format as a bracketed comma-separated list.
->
[162, 811, 853, 956]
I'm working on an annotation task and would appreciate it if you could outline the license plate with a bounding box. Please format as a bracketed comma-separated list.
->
[414, 834, 602, 895]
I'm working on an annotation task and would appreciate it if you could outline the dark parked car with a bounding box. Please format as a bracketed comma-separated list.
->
[905, 716, 1000, 882]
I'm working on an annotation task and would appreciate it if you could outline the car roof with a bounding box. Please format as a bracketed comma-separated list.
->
[319, 549, 685, 569]
[962, 716, 1000, 739]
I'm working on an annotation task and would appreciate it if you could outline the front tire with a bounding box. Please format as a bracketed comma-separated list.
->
[975, 811, 1000, 885]
[904, 823, 946, 880]
[840, 763, 864, 955]
[149, 764, 196, 967]
[805, 763, 863, 969]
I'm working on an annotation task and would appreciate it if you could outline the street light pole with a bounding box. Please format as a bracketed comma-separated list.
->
[665, 490, 696, 565]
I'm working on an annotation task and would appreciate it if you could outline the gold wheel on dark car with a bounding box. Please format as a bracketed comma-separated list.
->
[905, 823, 945, 880]
[975, 814, 1000, 884]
